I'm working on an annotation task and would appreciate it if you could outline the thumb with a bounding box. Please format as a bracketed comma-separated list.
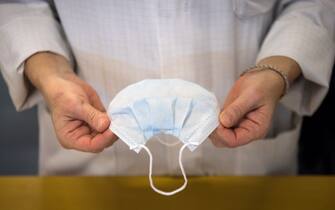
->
[220, 95, 255, 128]
[81, 103, 110, 132]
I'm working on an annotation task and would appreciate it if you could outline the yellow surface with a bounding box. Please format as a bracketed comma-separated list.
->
[0, 176, 334, 210]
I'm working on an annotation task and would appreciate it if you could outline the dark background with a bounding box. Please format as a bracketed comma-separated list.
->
[0, 66, 334, 175]
[0, 74, 38, 175]
[298, 66, 335, 174]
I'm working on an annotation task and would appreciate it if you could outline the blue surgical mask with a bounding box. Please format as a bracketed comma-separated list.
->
[108, 79, 219, 196]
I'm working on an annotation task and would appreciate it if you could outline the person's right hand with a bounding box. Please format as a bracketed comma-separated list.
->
[25, 52, 117, 153]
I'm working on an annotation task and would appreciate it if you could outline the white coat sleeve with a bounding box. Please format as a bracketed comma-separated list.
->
[0, 1, 73, 111]
[257, 0, 335, 116]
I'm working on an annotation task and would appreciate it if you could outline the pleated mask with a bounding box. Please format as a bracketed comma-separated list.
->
[107, 79, 219, 196]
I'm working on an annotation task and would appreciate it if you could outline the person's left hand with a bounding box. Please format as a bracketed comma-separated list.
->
[210, 70, 284, 148]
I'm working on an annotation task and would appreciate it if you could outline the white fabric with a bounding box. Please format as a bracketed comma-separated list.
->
[108, 79, 219, 195]
[0, 0, 334, 175]
[108, 79, 220, 153]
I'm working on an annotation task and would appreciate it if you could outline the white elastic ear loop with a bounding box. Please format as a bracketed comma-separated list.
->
[156, 135, 180, 147]
[140, 144, 189, 196]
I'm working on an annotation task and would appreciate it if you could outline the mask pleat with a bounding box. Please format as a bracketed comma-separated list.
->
[130, 98, 152, 139]
[173, 97, 193, 136]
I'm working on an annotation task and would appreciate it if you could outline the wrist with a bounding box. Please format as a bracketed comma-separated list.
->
[243, 70, 284, 102]
[257, 55, 302, 84]
[24, 52, 74, 92]
[242, 64, 289, 98]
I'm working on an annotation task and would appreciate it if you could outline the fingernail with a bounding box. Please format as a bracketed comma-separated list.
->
[97, 117, 108, 131]
[220, 112, 224, 120]
[97, 120, 103, 131]
[220, 112, 227, 125]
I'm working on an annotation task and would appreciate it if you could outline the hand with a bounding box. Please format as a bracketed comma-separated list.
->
[25, 52, 117, 153]
[210, 70, 283, 147]
[210, 56, 301, 148]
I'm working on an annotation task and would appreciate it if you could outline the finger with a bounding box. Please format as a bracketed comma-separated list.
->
[70, 78, 106, 112]
[211, 122, 252, 148]
[217, 112, 269, 148]
[89, 90, 106, 112]
[58, 121, 89, 149]
[245, 105, 272, 128]
[69, 124, 91, 140]
[236, 118, 264, 142]
[215, 125, 241, 148]
[72, 129, 118, 153]
[242, 105, 274, 139]
[222, 91, 238, 110]
[220, 94, 256, 128]
[210, 124, 239, 147]
[97, 129, 118, 148]
[77, 103, 110, 132]
[209, 126, 227, 148]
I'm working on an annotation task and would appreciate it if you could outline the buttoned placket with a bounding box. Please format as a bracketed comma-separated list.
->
[153, 0, 191, 175]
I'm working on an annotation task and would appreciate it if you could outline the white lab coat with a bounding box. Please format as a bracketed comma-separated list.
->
[0, 0, 334, 175]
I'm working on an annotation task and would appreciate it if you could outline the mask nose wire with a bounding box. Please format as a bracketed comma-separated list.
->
[139, 143, 189, 196]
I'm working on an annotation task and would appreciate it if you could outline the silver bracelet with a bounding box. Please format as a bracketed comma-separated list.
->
[240, 64, 290, 97]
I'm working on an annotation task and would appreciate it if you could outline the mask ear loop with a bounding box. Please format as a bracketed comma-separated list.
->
[140, 143, 189, 196]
